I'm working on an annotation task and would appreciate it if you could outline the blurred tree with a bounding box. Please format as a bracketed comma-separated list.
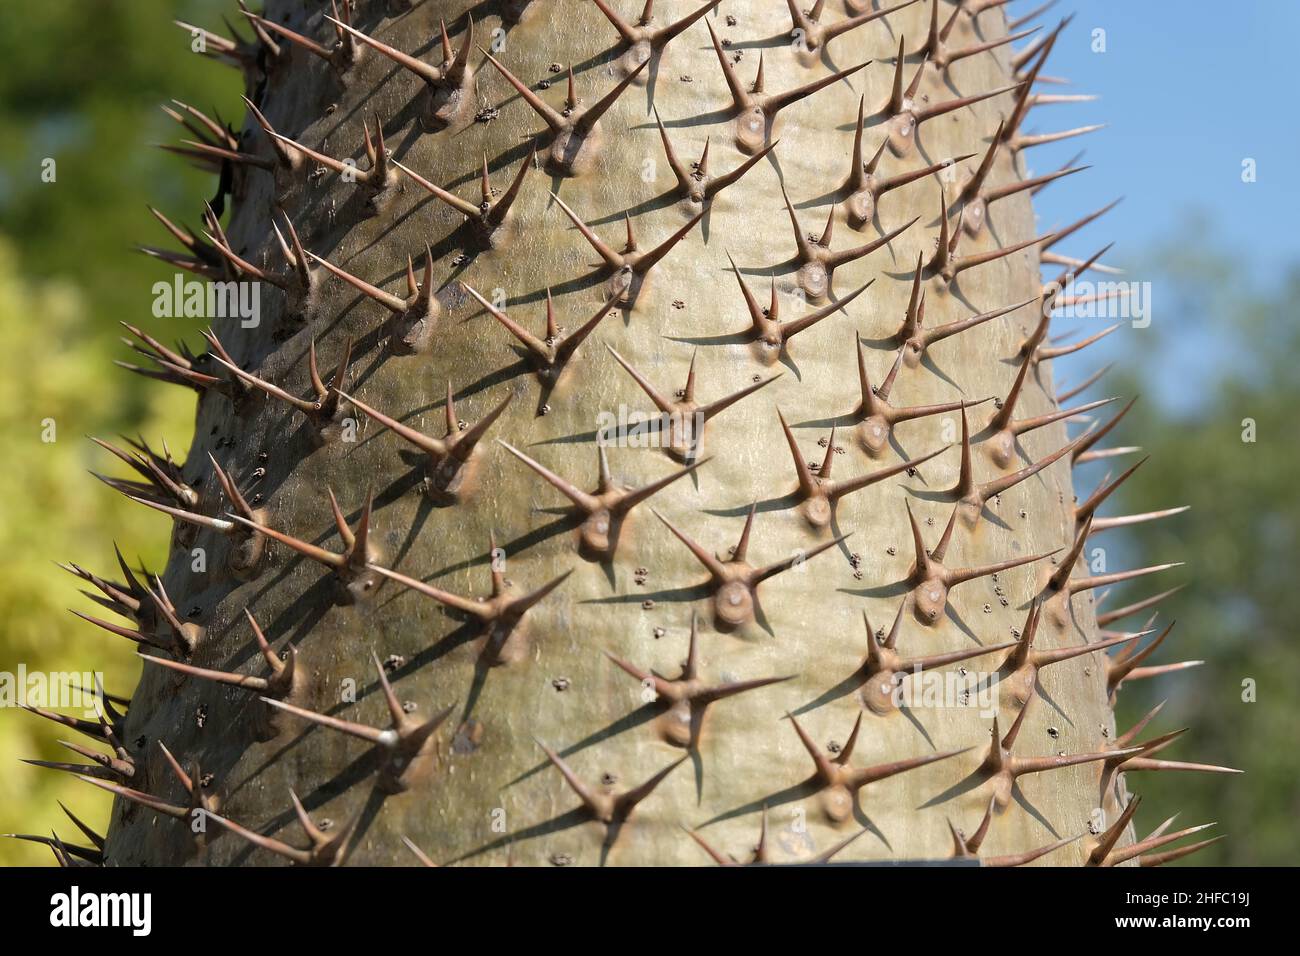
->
[1087, 232, 1300, 866]
[0, 1, 235, 864]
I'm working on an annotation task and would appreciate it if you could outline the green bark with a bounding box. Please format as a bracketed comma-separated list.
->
[100, 0, 1150, 866]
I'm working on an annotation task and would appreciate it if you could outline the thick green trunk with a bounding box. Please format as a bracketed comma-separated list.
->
[95, 0, 1158, 866]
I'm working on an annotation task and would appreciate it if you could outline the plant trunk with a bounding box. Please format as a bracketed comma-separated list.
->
[101, 0, 1143, 866]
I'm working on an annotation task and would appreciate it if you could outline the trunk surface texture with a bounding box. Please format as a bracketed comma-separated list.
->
[96, 0, 1167, 867]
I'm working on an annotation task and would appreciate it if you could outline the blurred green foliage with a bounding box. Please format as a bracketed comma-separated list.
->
[0, 0, 236, 864]
[1097, 233, 1300, 866]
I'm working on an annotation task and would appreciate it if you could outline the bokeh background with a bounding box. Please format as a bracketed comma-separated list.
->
[1, 1, 1295, 865]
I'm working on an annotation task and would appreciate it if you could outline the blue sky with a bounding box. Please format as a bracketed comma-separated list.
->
[1024, 0, 1298, 278]
[1011, 0, 1300, 413]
